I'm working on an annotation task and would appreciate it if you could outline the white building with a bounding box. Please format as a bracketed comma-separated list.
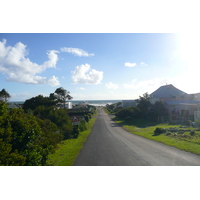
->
[150, 84, 200, 122]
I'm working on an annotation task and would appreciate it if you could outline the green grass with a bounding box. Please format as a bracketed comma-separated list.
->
[113, 117, 200, 155]
[104, 108, 113, 115]
[47, 117, 96, 166]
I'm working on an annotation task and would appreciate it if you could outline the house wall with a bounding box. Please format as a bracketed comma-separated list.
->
[194, 104, 200, 121]
[194, 111, 200, 121]
[150, 85, 200, 123]
[150, 97, 160, 104]
[150, 94, 192, 105]
[167, 104, 197, 122]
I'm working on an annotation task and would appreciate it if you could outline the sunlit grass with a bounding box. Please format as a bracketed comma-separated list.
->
[47, 117, 96, 166]
[114, 117, 200, 155]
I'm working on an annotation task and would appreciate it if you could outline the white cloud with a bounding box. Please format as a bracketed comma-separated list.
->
[71, 63, 103, 84]
[123, 79, 137, 89]
[76, 87, 86, 90]
[0, 39, 60, 86]
[124, 62, 136, 67]
[140, 62, 148, 66]
[47, 76, 60, 86]
[105, 82, 119, 90]
[123, 78, 172, 94]
[60, 47, 94, 57]
[43, 50, 59, 68]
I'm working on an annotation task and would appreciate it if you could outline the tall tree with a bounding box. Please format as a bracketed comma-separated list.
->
[54, 87, 73, 108]
[136, 92, 151, 119]
[23, 95, 57, 110]
[0, 89, 11, 102]
[148, 101, 168, 122]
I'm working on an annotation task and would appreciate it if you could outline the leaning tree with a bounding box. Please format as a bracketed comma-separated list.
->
[0, 89, 11, 102]
[54, 87, 73, 108]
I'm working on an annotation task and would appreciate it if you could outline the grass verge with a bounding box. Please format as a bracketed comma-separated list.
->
[47, 117, 96, 166]
[113, 117, 200, 155]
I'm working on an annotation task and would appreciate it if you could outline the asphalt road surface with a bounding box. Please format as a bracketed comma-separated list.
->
[73, 108, 200, 166]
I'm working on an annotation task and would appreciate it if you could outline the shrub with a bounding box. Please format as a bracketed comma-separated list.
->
[79, 121, 87, 132]
[72, 125, 79, 138]
[116, 106, 140, 119]
[154, 127, 166, 136]
[125, 116, 132, 121]
[190, 131, 195, 136]
[0, 107, 68, 166]
[84, 115, 89, 123]
[0, 108, 47, 165]
[34, 106, 73, 139]
[0, 102, 8, 116]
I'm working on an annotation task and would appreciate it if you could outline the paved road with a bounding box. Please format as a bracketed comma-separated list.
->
[74, 108, 200, 166]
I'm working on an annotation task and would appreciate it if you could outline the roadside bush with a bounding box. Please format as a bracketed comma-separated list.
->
[154, 127, 166, 136]
[190, 131, 195, 136]
[72, 125, 79, 138]
[36, 118, 64, 148]
[0, 108, 47, 165]
[116, 106, 140, 119]
[114, 107, 123, 113]
[88, 113, 92, 119]
[0, 102, 8, 116]
[125, 116, 132, 121]
[84, 115, 89, 123]
[34, 106, 73, 139]
[79, 120, 87, 132]
[0, 106, 67, 166]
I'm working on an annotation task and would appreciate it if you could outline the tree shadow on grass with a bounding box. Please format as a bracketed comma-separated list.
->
[112, 116, 160, 128]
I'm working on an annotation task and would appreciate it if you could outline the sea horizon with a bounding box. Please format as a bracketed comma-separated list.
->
[8, 99, 123, 107]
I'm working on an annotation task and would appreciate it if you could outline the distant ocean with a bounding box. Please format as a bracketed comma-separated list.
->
[72, 100, 122, 107]
[8, 100, 122, 107]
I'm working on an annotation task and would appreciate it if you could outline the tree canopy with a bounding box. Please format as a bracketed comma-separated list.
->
[0, 89, 11, 102]
[23, 95, 57, 110]
[54, 87, 73, 108]
[0, 87, 96, 166]
[136, 92, 151, 118]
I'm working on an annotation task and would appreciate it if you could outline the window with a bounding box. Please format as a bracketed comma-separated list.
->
[172, 95, 176, 99]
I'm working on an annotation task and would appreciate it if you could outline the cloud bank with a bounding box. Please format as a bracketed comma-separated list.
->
[140, 62, 148, 66]
[105, 82, 119, 90]
[124, 62, 136, 67]
[61, 47, 94, 57]
[0, 39, 60, 86]
[71, 63, 103, 84]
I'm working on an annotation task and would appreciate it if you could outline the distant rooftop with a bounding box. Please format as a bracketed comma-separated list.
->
[150, 84, 187, 98]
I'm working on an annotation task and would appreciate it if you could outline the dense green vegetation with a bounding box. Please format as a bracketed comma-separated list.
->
[47, 117, 97, 166]
[105, 93, 168, 122]
[0, 88, 96, 166]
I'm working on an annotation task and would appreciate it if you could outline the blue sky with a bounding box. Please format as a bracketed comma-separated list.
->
[0, 33, 199, 101]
